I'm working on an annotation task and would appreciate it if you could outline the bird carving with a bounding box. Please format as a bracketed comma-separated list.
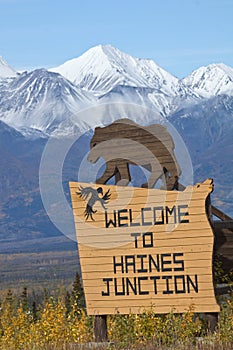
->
[77, 186, 111, 221]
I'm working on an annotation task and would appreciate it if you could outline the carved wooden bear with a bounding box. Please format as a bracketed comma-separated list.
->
[87, 119, 181, 190]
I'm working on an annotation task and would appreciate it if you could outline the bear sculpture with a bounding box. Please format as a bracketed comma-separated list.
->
[88, 119, 181, 190]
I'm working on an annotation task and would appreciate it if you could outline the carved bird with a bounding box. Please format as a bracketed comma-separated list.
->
[77, 186, 111, 221]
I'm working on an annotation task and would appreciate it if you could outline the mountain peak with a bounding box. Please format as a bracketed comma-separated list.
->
[206, 62, 233, 73]
[182, 63, 233, 97]
[50, 44, 179, 95]
[0, 56, 17, 78]
[0, 68, 95, 135]
[83, 43, 118, 56]
[1, 45, 233, 138]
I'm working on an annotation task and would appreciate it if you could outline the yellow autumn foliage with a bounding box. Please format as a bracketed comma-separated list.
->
[0, 295, 93, 349]
[0, 290, 232, 349]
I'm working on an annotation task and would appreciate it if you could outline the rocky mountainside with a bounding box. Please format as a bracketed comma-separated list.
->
[1, 45, 232, 138]
[51, 45, 186, 94]
[0, 45, 233, 251]
[0, 68, 96, 137]
[51, 44, 199, 120]
[182, 63, 233, 98]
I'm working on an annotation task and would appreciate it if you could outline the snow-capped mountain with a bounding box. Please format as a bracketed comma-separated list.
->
[0, 45, 232, 138]
[0, 68, 96, 136]
[0, 45, 232, 139]
[50, 44, 195, 99]
[1, 44, 233, 251]
[0, 56, 17, 78]
[0, 45, 202, 136]
[182, 63, 233, 98]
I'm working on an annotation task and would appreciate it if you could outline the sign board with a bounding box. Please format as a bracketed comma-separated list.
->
[69, 179, 219, 315]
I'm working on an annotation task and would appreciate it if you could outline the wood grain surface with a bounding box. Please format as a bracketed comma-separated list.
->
[69, 179, 219, 315]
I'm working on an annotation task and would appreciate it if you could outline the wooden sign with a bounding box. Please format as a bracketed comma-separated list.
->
[69, 179, 219, 315]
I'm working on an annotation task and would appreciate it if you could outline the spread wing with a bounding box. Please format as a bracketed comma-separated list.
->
[102, 189, 111, 202]
[77, 186, 96, 200]
[100, 189, 111, 209]
[77, 186, 111, 218]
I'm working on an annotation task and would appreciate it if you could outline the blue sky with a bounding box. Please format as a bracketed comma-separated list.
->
[0, 0, 232, 78]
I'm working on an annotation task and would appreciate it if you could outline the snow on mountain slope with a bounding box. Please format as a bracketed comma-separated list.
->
[182, 63, 233, 98]
[53, 101, 165, 137]
[1, 45, 233, 138]
[0, 56, 17, 78]
[50, 45, 187, 97]
[50, 45, 200, 119]
[0, 69, 96, 135]
[97, 85, 172, 117]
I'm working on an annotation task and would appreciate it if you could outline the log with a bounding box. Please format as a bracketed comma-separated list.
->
[213, 222, 233, 276]
[94, 315, 108, 342]
[205, 313, 219, 333]
[211, 206, 233, 221]
[213, 220, 233, 230]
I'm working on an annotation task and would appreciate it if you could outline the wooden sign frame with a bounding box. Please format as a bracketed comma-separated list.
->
[69, 179, 219, 316]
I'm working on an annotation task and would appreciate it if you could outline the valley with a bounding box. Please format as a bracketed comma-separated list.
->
[0, 248, 79, 295]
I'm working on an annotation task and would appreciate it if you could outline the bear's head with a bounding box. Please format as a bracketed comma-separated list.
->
[88, 127, 106, 163]
[89, 127, 101, 149]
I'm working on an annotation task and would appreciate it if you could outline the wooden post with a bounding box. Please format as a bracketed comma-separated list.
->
[206, 192, 219, 333]
[93, 165, 123, 341]
[205, 313, 219, 333]
[211, 205, 233, 221]
[94, 315, 108, 342]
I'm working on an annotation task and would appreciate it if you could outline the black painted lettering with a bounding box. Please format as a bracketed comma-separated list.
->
[125, 255, 136, 273]
[138, 276, 149, 295]
[129, 209, 140, 227]
[153, 207, 164, 225]
[143, 232, 153, 248]
[161, 253, 172, 272]
[173, 253, 184, 271]
[105, 210, 117, 228]
[118, 209, 128, 227]
[174, 275, 186, 294]
[137, 254, 148, 273]
[187, 274, 198, 293]
[165, 206, 177, 224]
[150, 276, 160, 294]
[114, 278, 125, 296]
[162, 276, 173, 294]
[126, 277, 137, 295]
[148, 254, 160, 272]
[131, 233, 141, 248]
[178, 205, 189, 223]
[141, 207, 152, 226]
[102, 278, 112, 296]
[113, 256, 124, 274]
